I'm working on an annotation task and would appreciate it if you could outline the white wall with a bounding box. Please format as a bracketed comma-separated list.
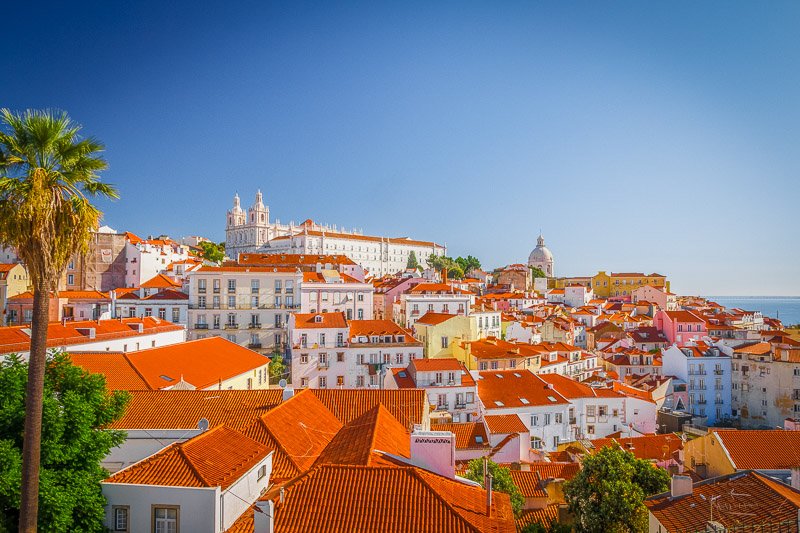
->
[103, 483, 219, 533]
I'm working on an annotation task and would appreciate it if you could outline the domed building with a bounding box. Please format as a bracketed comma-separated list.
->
[528, 234, 554, 277]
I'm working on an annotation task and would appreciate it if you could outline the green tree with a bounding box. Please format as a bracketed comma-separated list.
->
[269, 350, 288, 384]
[463, 458, 524, 516]
[406, 250, 420, 270]
[563, 446, 669, 533]
[530, 266, 547, 279]
[0, 108, 117, 531]
[199, 240, 225, 264]
[0, 352, 129, 531]
[455, 255, 481, 275]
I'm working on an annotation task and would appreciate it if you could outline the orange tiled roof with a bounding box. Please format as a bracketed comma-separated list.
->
[0, 316, 184, 355]
[408, 283, 471, 295]
[105, 425, 268, 488]
[409, 357, 463, 372]
[315, 404, 411, 466]
[141, 273, 182, 289]
[477, 370, 569, 408]
[484, 414, 528, 435]
[435, 422, 489, 450]
[110, 389, 283, 430]
[143, 288, 188, 300]
[69, 352, 151, 390]
[259, 464, 516, 533]
[349, 320, 416, 340]
[645, 471, 800, 532]
[238, 253, 357, 267]
[415, 312, 458, 326]
[124, 337, 269, 390]
[539, 373, 624, 400]
[309, 388, 427, 428]
[516, 505, 562, 531]
[526, 461, 580, 481]
[713, 429, 800, 469]
[292, 312, 348, 329]
[590, 433, 683, 462]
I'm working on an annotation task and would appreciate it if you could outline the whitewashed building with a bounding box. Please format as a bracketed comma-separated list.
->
[289, 312, 422, 389]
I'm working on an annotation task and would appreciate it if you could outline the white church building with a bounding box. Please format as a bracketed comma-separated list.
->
[225, 191, 446, 277]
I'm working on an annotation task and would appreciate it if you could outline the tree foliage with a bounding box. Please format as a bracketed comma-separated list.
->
[0, 352, 130, 531]
[563, 446, 670, 533]
[455, 255, 481, 275]
[530, 266, 547, 279]
[425, 254, 474, 280]
[269, 350, 288, 384]
[406, 250, 420, 270]
[463, 458, 524, 516]
[199, 240, 226, 264]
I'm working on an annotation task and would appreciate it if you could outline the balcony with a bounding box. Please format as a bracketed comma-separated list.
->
[435, 403, 449, 411]
[697, 399, 707, 405]
[198, 287, 206, 294]
[194, 323, 209, 329]
[714, 369, 724, 375]
[224, 323, 239, 329]
[455, 403, 466, 410]
[714, 399, 724, 405]
[248, 323, 262, 329]
[248, 343, 262, 349]
[213, 287, 220, 294]
[318, 361, 330, 369]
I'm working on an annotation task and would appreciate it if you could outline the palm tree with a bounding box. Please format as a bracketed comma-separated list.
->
[0, 109, 117, 532]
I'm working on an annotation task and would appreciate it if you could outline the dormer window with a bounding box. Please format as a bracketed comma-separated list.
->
[314, 315, 323, 323]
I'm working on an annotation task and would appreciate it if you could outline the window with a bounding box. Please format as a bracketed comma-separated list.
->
[544, 413, 551, 425]
[67, 274, 74, 285]
[228, 295, 236, 308]
[357, 309, 364, 319]
[555, 413, 563, 424]
[228, 279, 236, 293]
[153, 506, 178, 533]
[257, 464, 267, 480]
[441, 336, 449, 349]
[395, 353, 403, 365]
[300, 354, 308, 364]
[300, 377, 308, 387]
[531, 415, 539, 426]
[337, 375, 344, 387]
[356, 375, 365, 387]
[158, 308, 166, 320]
[251, 279, 260, 293]
[144, 308, 153, 317]
[274, 279, 282, 293]
[319, 376, 327, 389]
[113, 506, 129, 532]
[172, 308, 180, 323]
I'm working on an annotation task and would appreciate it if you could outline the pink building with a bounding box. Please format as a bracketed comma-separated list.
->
[631, 285, 677, 311]
[372, 276, 424, 320]
[653, 310, 707, 346]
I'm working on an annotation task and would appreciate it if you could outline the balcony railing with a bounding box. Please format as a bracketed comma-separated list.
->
[224, 323, 238, 329]
[435, 403, 449, 411]
[455, 402, 466, 409]
[697, 399, 707, 404]
[248, 343, 262, 349]
[714, 369, 724, 375]
[198, 287, 206, 293]
[318, 362, 330, 369]
[714, 399, 724, 404]
[213, 287, 220, 293]
[194, 323, 209, 329]
[248, 323, 262, 329]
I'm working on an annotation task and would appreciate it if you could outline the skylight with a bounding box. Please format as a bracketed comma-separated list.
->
[547, 396, 558, 403]
[513, 372, 522, 378]
[520, 398, 530, 405]
[160, 375, 175, 382]
[398, 371, 407, 377]
[494, 401, 504, 407]
[475, 436, 484, 443]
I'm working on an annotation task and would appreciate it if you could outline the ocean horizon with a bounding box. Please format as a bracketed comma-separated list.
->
[702, 296, 800, 326]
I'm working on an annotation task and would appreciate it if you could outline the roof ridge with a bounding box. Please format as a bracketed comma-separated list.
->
[122, 352, 155, 390]
[177, 426, 223, 486]
[411, 468, 483, 533]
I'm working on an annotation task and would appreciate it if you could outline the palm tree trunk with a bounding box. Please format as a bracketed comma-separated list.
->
[18, 283, 50, 532]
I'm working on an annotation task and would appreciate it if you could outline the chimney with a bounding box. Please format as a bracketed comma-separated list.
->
[410, 430, 455, 479]
[670, 475, 693, 498]
[281, 387, 295, 402]
[253, 500, 274, 533]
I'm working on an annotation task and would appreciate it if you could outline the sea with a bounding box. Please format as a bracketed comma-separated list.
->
[703, 296, 800, 327]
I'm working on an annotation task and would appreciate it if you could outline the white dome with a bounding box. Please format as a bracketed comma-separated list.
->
[527, 234, 554, 276]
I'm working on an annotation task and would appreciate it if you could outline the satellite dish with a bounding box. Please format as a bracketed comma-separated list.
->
[197, 418, 209, 431]
[278, 379, 287, 389]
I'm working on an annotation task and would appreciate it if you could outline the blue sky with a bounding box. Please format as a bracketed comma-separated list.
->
[3, 1, 799, 295]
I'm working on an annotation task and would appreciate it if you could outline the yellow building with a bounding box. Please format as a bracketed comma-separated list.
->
[1, 263, 30, 325]
[414, 310, 502, 358]
[452, 337, 542, 372]
[590, 271, 668, 298]
[550, 276, 591, 289]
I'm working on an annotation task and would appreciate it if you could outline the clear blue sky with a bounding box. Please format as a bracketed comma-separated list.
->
[3, 1, 799, 296]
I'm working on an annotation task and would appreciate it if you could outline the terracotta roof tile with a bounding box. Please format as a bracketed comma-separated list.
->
[415, 312, 458, 326]
[258, 464, 515, 533]
[110, 389, 283, 430]
[105, 425, 269, 489]
[484, 414, 528, 435]
[315, 404, 411, 465]
[309, 388, 427, 429]
[141, 273, 182, 289]
[646, 471, 800, 531]
[125, 337, 269, 390]
[435, 422, 489, 450]
[515, 505, 562, 531]
[713, 429, 800, 469]
[292, 312, 348, 329]
[478, 370, 569, 408]
[68, 352, 151, 390]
